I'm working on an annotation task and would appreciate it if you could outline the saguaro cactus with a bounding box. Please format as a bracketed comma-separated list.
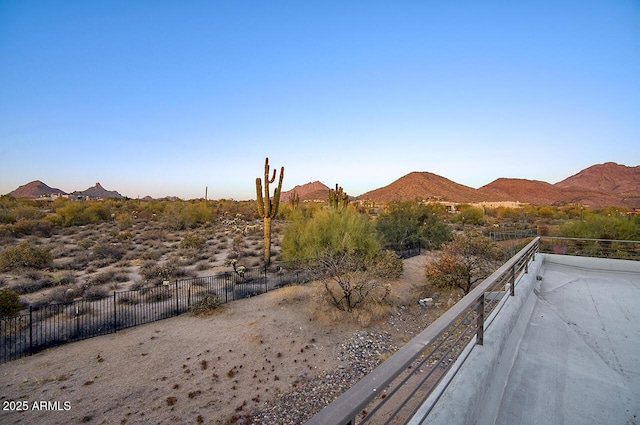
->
[288, 191, 300, 211]
[327, 184, 349, 209]
[256, 157, 284, 265]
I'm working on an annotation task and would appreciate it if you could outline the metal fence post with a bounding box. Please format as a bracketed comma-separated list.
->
[187, 285, 191, 311]
[175, 280, 179, 315]
[225, 275, 229, 304]
[113, 292, 117, 333]
[476, 294, 485, 345]
[510, 265, 515, 296]
[29, 306, 33, 356]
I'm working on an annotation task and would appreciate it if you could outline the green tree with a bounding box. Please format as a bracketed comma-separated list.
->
[376, 200, 451, 250]
[282, 208, 380, 265]
[282, 208, 387, 311]
[453, 205, 485, 226]
[425, 232, 504, 294]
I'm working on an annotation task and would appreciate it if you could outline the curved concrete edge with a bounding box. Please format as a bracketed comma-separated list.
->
[410, 257, 544, 425]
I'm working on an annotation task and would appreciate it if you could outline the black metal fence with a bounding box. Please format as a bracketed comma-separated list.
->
[489, 228, 538, 241]
[394, 246, 421, 259]
[0, 267, 313, 364]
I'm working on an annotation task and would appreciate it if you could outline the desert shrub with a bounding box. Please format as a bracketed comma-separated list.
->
[10, 278, 49, 295]
[57, 271, 77, 285]
[89, 270, 116, 285]
[70, 253, 91, 270]
[452, 206, 485, 226]
[180, 255, 198, 266]
[315, 249, 391, 312]
[13, 203, 45, 221]
[163, 201, 214, 230]
[376, 200, 451, 251]
[426, 231, 504, 295]
[24, 269, 44, 280]
[0, 288, 23, 317]
[145, 229, 167, 241]
[140, 259, 187, 285]
[116, 230, 134, 241]
[0, 241, 53, 271]
[83, 286, 109, 300]
[560, 214, 639, 240]
[195, 261, 213, 271]
[49, 199, 112, 227]
[282, 208, 380, 267]
[12, 219, 54, 237]
[370, 250, 403, 279]
[93, 243, 126, 261]
[140, 249, 163, 261]
[77, 238, 94, 249]
[180, 233, 206, 251]
[190, 293, 221, 315]
[48, 286, 81, 303]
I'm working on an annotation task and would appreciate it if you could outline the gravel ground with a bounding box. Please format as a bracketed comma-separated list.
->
[248, 295, 453, 425]
[250, 330, 398, 424]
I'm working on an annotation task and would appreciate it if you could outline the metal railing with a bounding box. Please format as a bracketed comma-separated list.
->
[306, 237, 540, 425]
[489, 228, 538, 241]
[0, 267, 313, 363]
[539, 236, 640, 260]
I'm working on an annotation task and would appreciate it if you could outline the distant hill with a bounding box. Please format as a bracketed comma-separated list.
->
[9, 180, 67, 198]
[358, 172, 484, 203]
[478, 178, 567, 205]
[7, 181, 123, 199]
[356, 162, 639, 208]
[73, 182, 123, 199]
[281, 181, 330, 201]
[554, 162, 640, 207]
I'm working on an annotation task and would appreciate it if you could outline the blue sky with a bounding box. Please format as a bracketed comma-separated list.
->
[1, 1, 638, 200]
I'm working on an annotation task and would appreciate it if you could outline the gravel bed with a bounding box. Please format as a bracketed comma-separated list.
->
[249, 330, 398, 424]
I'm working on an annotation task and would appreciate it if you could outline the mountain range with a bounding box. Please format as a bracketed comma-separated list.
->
[8, 181, 123, 200]
[284, 162, 640, 208]
[6, 162, 640, 208]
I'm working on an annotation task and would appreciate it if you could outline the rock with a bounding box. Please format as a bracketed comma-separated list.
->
[418, 297, 433, 307]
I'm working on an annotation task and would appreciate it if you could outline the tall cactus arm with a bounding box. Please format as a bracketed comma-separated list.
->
[271, 166, 284, 218]
[256, 177, 265, 216]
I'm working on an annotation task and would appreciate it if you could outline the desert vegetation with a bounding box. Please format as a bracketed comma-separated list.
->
[0, 195, 282, 317]
[1, 192, 638, 319]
